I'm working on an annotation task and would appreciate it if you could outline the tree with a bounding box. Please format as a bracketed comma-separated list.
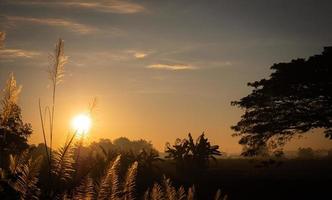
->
[297, 147, 315, 159]
[0, 73, 32, 169]
[232, 47, 332, 156]
[137, 148, 163, 170]
[165, 133, 221, 172]
[113, 137, 155, 154]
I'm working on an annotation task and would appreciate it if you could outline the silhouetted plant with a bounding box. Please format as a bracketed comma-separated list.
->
[71, 177, 95, 200]
[0, 73, 32, 170]
[10, 154, 42, 200]
[165, 133, 221, 172]
[165, 138, 189, 171]
[113, 137, 156, 154]
[0, 150, 42, 200]
[39, 38, 67, 169]
[67, 155, 139, 200]
[137, 149, 163, 171]
[232, 47, 332, 156]
[51, 144, 75, 184]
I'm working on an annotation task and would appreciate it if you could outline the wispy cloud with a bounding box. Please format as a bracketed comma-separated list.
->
[134, 52, 148, 58]
[5, 0, 146, 14]
[147, 63, 196, 71]
[0, 31, 38, 59]
[66, 1, 145, 14]
[0, 49, 40, 59]
[6, 16, 97, 34]
[125, 50, 150, 59]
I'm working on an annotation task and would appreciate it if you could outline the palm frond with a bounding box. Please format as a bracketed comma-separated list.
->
[13, 157, 42, 200]
[51, 144, 75, 182]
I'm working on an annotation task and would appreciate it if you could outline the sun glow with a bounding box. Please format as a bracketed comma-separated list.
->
[71, 113, 91, 135]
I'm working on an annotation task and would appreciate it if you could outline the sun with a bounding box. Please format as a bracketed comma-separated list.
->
[71, 113, 92, 135]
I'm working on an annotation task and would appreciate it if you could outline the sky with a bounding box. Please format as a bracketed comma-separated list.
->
[1, 0, 332, 153]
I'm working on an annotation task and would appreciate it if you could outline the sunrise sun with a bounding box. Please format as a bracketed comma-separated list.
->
[71, 113, 91, 135]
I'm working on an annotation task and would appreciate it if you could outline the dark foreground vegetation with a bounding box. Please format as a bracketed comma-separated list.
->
[1, 137, 332, 200]
[168, 158, 332, 200]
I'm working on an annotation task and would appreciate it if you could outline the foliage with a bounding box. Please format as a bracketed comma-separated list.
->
[297, 147, 315, 159]
[0, 150, 42, 200]
[137, 149, 163, 171]
[113, 137, 155, 153]
[10, 155, 42, 200]
[51, 144, 75, 183]
[0, 73, 32, 170]
[165, 133, 221, 172]
[232, 47, 332, 156]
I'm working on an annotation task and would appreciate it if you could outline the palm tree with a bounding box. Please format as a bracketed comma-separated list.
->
[165, 133, 221, 172]
[188, 133, 221, 169]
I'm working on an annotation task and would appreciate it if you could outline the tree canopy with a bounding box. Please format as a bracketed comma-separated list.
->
[232, 47, 332, 156]
[0, 73, 32, 169]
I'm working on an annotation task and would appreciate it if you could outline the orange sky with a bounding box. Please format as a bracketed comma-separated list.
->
[1, 0, 332, 153]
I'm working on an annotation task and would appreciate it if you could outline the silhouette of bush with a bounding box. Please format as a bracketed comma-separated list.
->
[165, 133, 221, 173]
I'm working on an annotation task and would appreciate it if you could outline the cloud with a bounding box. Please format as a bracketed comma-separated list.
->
[0, 49, 40, 58]
[6, 16, 97, 34]
[212, 61, 233, 67]
[125, 50, 150, 59]
[134, 52, 148, 58]
[0, 31, 39, 59]
[147, 63, 196, 71]
[66, 1, 145, 14]
[5, 0, 145, 14]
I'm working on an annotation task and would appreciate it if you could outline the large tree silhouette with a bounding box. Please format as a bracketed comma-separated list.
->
[232, 47, 332, 156]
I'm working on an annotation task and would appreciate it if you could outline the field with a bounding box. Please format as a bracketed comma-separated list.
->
[152, 158, 332, 199]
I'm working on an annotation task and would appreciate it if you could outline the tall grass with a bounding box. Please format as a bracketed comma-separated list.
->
[143, 176, 227, 200]
[39, 38, 67, 169]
